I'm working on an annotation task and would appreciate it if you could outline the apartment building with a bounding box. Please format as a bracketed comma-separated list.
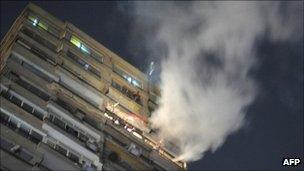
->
[0, 3, 186, 171]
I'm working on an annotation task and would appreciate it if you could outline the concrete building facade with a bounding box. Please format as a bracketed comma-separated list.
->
[0, 3, 186, 171]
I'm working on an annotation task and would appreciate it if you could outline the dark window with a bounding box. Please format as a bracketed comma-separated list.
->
[0, 113, 10, 124]
[111, 81, 142, 105]
[78, 132, 89, 143]
[109, 136, 127, 148]
[140, 155, 153, 164]
[29, 130, 43, 144]
[19, 148, 34, 162]
[68, 152, 79, 163]
[108, 152, 119, 162]
[18, 126, 30, 138]
[66, 125, 78, 137]
[22, 62, 52, 82]
[83, 115, 101, 131]
[53, 117, 66, 129]
[91, 51, 103, 63]
[32, 110, 44, 120]
[87, 66, 101, 78]
[0, 138, 15, 151]
[37, 163, 51, 171]
[34, 89, 50, 101]
[48, 114, 54, 121]
[86, 141, 99, 153]
[66, 50, 101, 78]
[21, 27, 34, 37]
[31, 46, 47, 60]
[55, 145, 67, 156]
[48, 26, 60, 38]
[21, 27, 57, 51]
[8, 118, 18, 130]
[11, 96, 22, 106]
[119, 161, 132, 171]
[15, 76, 50, 101]
[17, 37, 56, 65]
[0, 90, 11, 99]
[55, 98, 76, 114]
[47, 140, 55, 149]
[22, 103, 34, 114]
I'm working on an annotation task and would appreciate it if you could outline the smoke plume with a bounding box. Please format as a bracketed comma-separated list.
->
[125, 1, 302, 162]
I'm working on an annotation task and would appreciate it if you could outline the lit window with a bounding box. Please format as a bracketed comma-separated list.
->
[80, 44, 90, 54]
[33, 18, 38, 26]
[84, 63, 89, 70]
[127, 76, 132, 83]
[38, 21, 48, 30]
[132, 79, 142, 89]
[70, 35, 91, 54]
[28, 15, 37, 24]
[70, 36, 81, 48]
[27, 15, 48, 31]
[113, 65, 143, 89]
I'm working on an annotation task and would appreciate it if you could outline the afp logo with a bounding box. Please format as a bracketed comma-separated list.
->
[282, 158, 301, 166]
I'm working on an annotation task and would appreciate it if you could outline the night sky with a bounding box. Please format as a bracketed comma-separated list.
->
[1, 1, 303, 171]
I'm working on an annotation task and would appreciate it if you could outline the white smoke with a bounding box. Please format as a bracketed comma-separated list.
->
[127, 1, 302, 162]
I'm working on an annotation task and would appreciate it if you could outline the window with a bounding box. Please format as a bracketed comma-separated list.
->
[83, 115, 102, 131]
[68, 152, 79, 163]
[0, 113, 10, 124]
[53, 117, 66, 129]
[111, 81, 142, 105]
[32, 110, 44, 121]
[8, 117, 18, 130]
[80, 45, 90, 54]
[78, 132, 89, 143]
[27, 14, 60, 38]
[28, 14, 48, 31]
[29, 130, 43, 144]
[66, 50, 101, 78]
[132, 79, 142, 89]
[55, 98, 76, 114]
[1, 89, 45, 121]
[38, 21, 48, 31]
[15, 76, 50, 101]
[22, 62, 53, 82]
[11, 96, 22, 106]
[113, 65, 143, 89]
[55, 145, 67, 156]
[21, 27, 57, 51]
[18, 148, 34, 162]
[70, 35, 90, 54]
[91, 51, 104, 63]
[0, 90, 11, 99]
[0, 138, 15, 151]
[70, 36, 81, 48]
[66, 125, 78, 137]
[47, 139, 56, 149]
[22, 103, 34, 114]
[68, 34, 103, 63]
[18, 124, 31, 138]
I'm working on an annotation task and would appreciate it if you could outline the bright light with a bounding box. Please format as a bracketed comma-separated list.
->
[80, 45, 90, 54]
[104, 113, 113, 120]
[113, 102, 119, 107]
[132, 131, 142, 139]
[127, 127, 134, 132]
[33, 19, 38, 26]
[84, 64, 89, 70]
[149, 61, 155, 76]
[114, 119, 120, 125]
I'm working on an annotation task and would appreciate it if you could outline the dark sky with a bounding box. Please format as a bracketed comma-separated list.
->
[1, 1, 303, 171]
